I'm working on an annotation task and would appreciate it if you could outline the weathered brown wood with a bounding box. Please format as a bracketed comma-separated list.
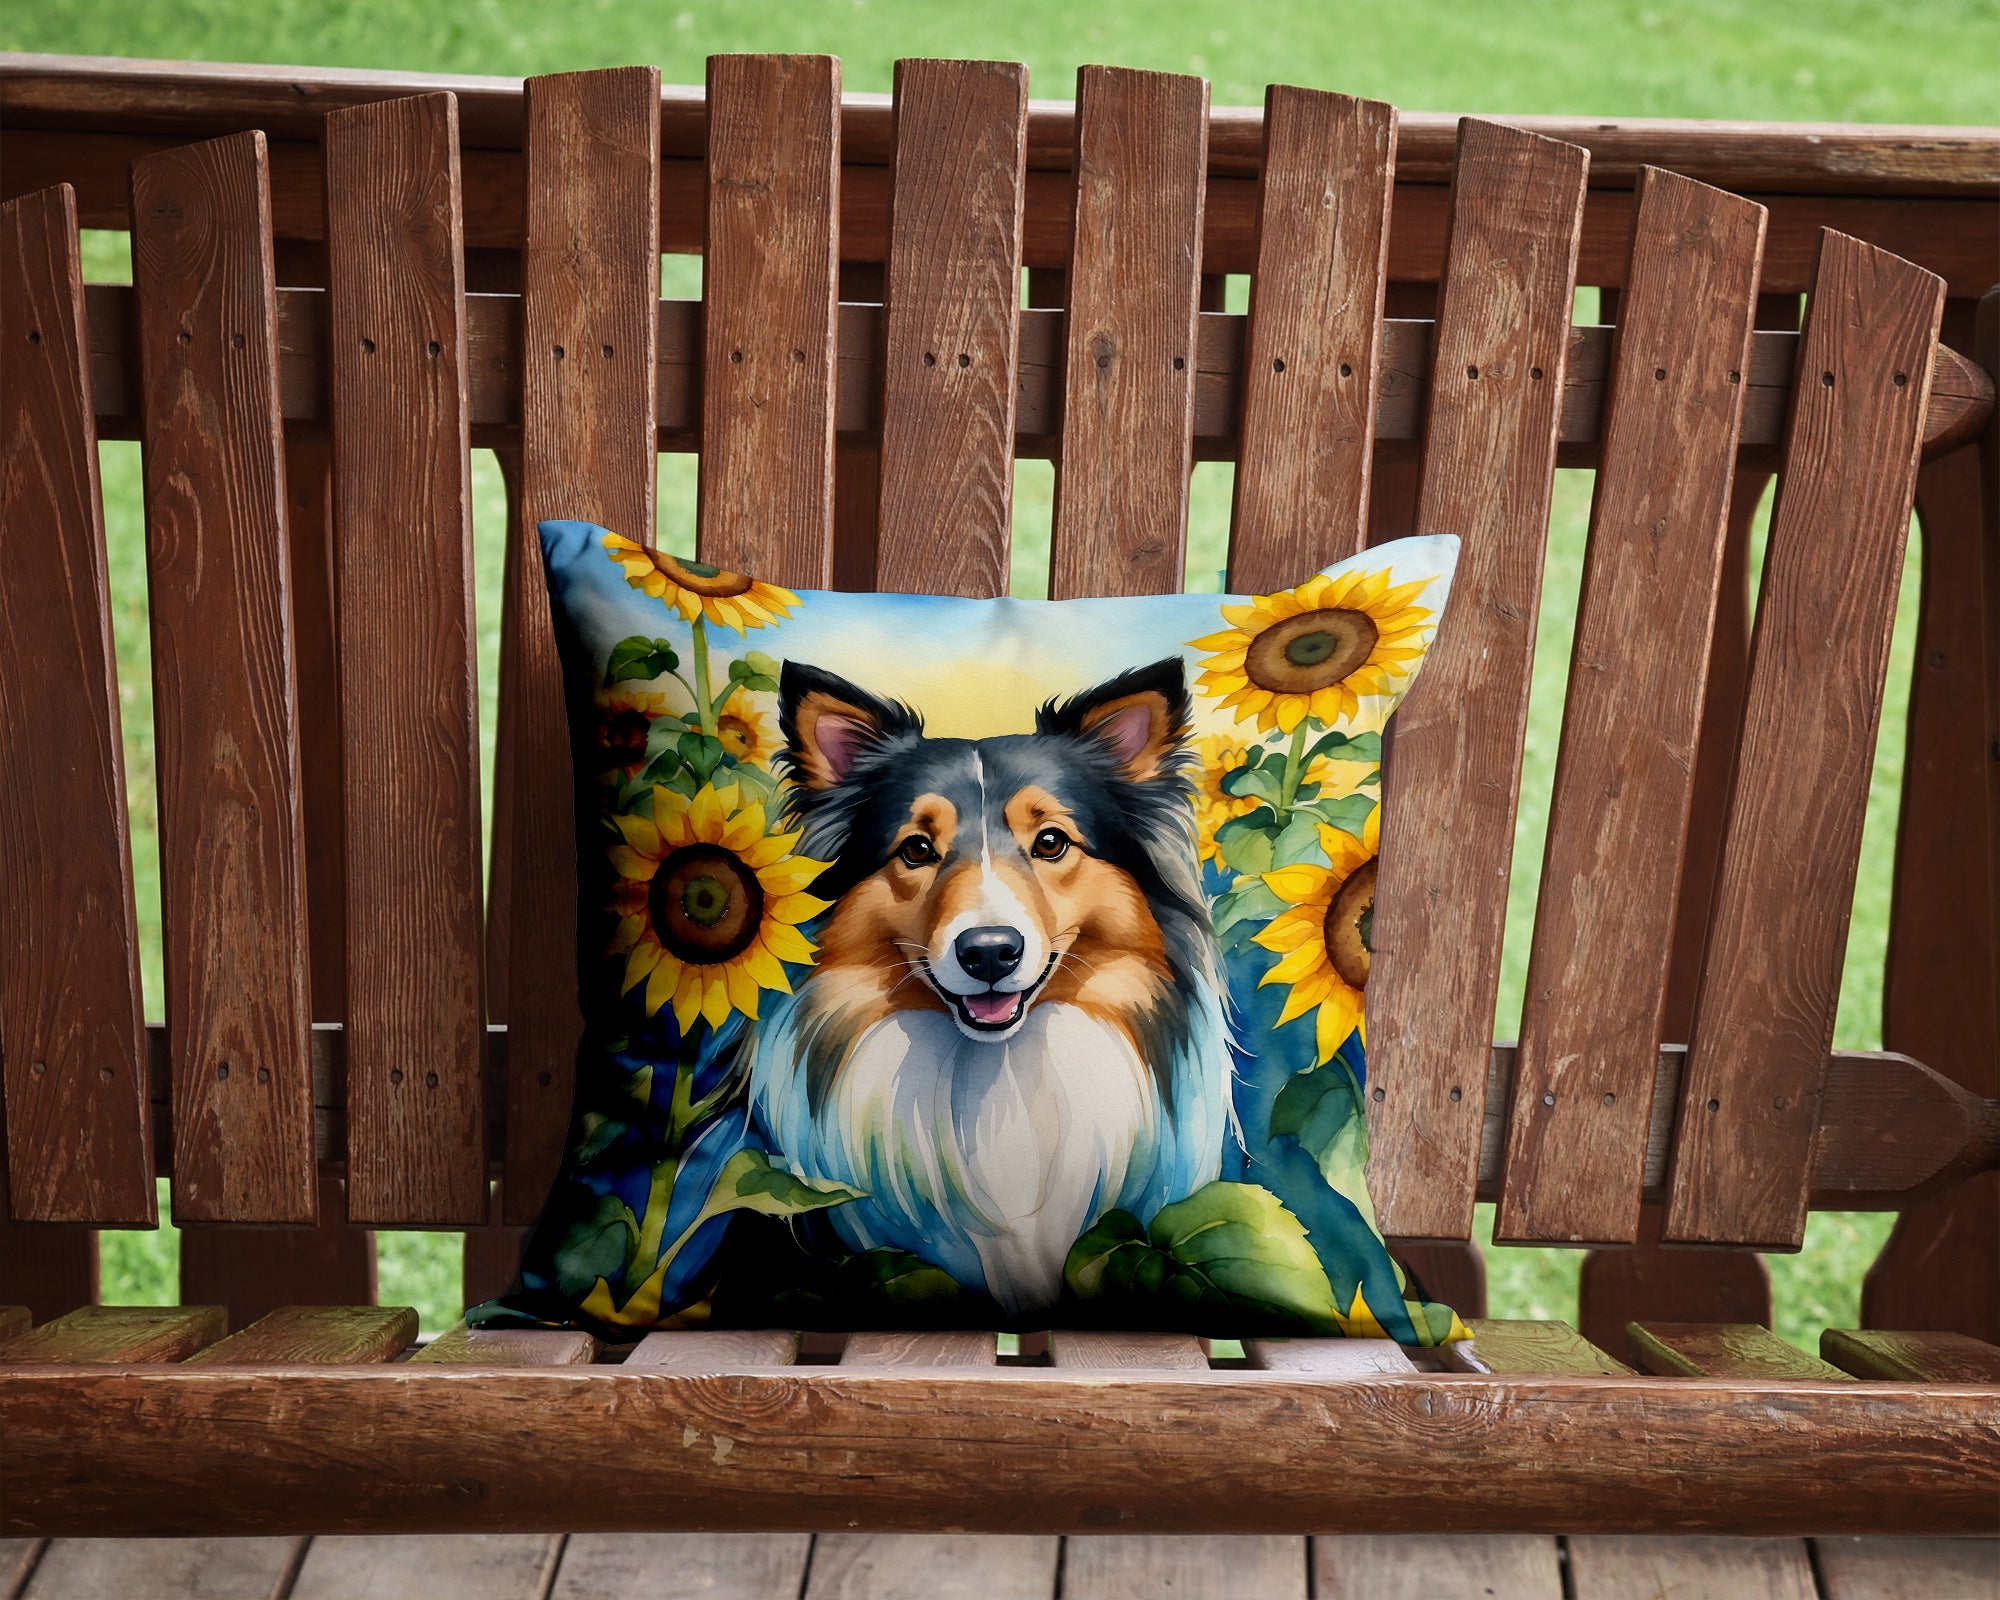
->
[289, 1535, 561, 1600]
[0, 1305, 224, 1364]
[4, 1366, 1996, 1536]
[698, 54, 839, 586]
[1577, 1202, 1771, 1365]
[871, 60, 1027, 599]
[1822, 1329, 2000, 1383]
[1064, 1536, 1306, 1600]
[1229, 89, 1395, 588]
[460, 1177, 524, 1310]
[0, 1308, 28, 1342]
[1315, 1536, 1562, 1600]
[1244, 1338, 1416, 1375]
[1366, 120, 1589, 1241]
[1500, 171, 1765, 1247]
[1813, 1537, 2000, 1600]
[1983, 292, 2000, 1190]
[807, 1534, 1059, 1600]
[186, 1304, 416, 1365]
[1441, 1319, 1634, 1376]
[21, 1536, 306, 1600]
[178, 1170, 375, 1328]
[553, 1533, 814, 1600]
[1048, 66, 1207, 600]
[1049, 1331, 1208, 1370]
[1667, 232, 1947, 1249]
[842, 1332, 996, 1367]
[0, 184, 153, 1226]
[1627, 1321, 1849, 1380]
[502, 68, 661, 1226]
[129, 132, 317, 1226]
[323, 93, 487, 1226]
[1565, 1537, 1818, 1600]
[625, 1329, 801, 1368]
[0, 1200, 97, 1325]
[412, 1320, 598, 1366]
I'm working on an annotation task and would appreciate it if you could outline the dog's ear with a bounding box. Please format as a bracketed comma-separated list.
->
[778, 661, 921, 790]
[1038, 658, 1191, 783]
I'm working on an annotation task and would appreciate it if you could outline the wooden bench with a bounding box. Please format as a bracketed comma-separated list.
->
[1, 52, 1997, 1551]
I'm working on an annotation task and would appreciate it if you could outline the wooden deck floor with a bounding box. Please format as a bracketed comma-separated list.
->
[3, 1533, 1995, 1599]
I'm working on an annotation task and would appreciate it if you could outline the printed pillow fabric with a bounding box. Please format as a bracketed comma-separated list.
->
[472, 522, 1467, 1346]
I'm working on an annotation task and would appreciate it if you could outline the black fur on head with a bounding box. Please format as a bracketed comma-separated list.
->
[775, 661, 928, 896]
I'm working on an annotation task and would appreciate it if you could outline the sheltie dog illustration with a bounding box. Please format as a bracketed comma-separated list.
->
[743, 657, 1232, 1317]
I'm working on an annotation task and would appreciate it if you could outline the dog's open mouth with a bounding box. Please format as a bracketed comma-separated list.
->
[924, 957, 1057, 1036]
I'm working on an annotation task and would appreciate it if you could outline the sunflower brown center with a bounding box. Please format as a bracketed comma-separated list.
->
[1245, 607, 1379, 694]
[717, 714, 755, 760]
[597, 708, 652, 766]
[657, 551, 755, 599]
[650, 843, 764, 965]
[1322, 858, 1377, 991]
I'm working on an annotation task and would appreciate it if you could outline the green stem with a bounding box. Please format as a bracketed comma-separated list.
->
[690, 616, 718, 739]
[630, 1148, 681, 1279]
[1277, 721, 1310, 817]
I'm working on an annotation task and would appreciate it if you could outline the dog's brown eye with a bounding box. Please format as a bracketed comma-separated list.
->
[897, 835, 939, 868]
[1031, 828, 1071, 861]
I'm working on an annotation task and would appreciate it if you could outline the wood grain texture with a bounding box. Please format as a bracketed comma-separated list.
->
[806, 1534, 1058, 1600]
[1315, 1535, 1562, 1600]
[323, 93, 487, 1226]
[841, 1331, 996, 1367]
[1577, 1202, 1771, 1366]
[552, 1533, 813, 1600]
[4, 1367, 1996, 1537]
[625, 1329, 801, 1368]
[0, 1198, 96, 1324]
[178, 1171, 376, 1328]
[1064, 1537, 1305, 1600]
[1627, 1322, 1849, 1380]
[184, 1304, 416, 1365]
[501, 67, 661, 1225]
[1813, 1537, 2000, 1600]
[412, 1320, 598, 1366]
[129, 132, 316, 1225]
[1244, 1338, 1417, 1374]
[1822, 1329, 2000, 1382]
[1365, 120, 1589, 1241]
[1390, 1238, 1486, 1319]
[20, 1536, 304, 1600]
[1048, 1331, 1207, 1370]
[459, 1176, 525, 1311]
[0, 1304, 223, 1363]
[1565, 1537, 1818, 1600]
[289, 1535, 560, 1600]
[1229, 88, 1396, 588]
[0, 184, 153, 1224]
[0, 1308, 28, 1341]
[1048, 66, 1208, 600]
[1666, 232, 1946, 1249]
[872, 59, 1027, 599]
[1500, 170, 1765, 1246]
[698, 54, 840, 587]
[1441, 1319, 1634, 1376]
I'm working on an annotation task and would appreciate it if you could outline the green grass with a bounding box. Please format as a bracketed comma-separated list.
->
[31, 0, 1984, 1338]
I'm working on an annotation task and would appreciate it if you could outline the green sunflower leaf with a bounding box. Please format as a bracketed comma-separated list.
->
[1271, 812, 1329, 868]
[1292, 791, 1378, 838]
[605, 635, 680, 686]
[1220, 762, 1288, 808]
[1148, 1182, 1340, 1333]
[678, 731, 725, 783]
[552, 1193, 640, 1299]
[1214, 812, 1279, 876]
[726, 656, 780, 695]
[1302, 728, 1383, 767]
[1212, 877, 1286, 938]
[1269, 1058, 1370, 1189]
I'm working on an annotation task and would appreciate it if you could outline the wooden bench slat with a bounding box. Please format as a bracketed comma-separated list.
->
[0, 1308, 29, 1342]
[1666, 231, 1946, 1249]
[871, 58, 1027, 599]
[553, 1534, 813, 1600]
[1821, 1329, 2000, 1383]
[1048, 1331, 1208, 1371]
[178, 1170, 376, 1328]
[22, 1536, 306, 1600]
[1229, 88, 1396, 589]
[128, 131, 318, 1226]
[323, 92, 488, 1226]
[184, 1304, 417, 1365]
[840, 1331, 997, 1367]
[1565, 1537, 1818, 1600]
[411, 1319, 598, 1366]
[290, 1535, 560, 1600]
[1316, 1535, 1563, 1600]
[1365, 120, 1590, 1240]
[1440, 1318, 1634, 1376]
[624, 1329, 801, 1368]
[0, 1304, 225, 1364]
[807, 1534, 1059, 1600]
[1243, 1338, 1417, 1375]
[0, 183, 154, 1225]
[500, 67, 662, 1226]
[1048, 65, 1209, 600]
[1065, 1537, 1307, 1600]
[1627, 1321, 1849, 1381]
[0, 1207, 97, 1326]
[698, 53, 840, 586]
[1813, 1536, 2000, 1600]
[1499, 169, 1766, 1246]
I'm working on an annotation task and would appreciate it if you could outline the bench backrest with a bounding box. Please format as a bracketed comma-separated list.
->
[0, 58, 1990, 1291]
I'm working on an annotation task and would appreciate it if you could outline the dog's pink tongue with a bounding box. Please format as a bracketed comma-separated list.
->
[964, 990, 1021, 1025]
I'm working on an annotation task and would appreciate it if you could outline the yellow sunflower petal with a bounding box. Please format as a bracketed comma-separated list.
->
[742, 941, 792, 993]
[720, 802, 767, 852]
[760, 920, 817, 965]
[608, 913, 647, 956]
[769, 891, 833, 926]
[741, 829, 800, 869]
[608, 845, 662, 882]
[671, 968, 704, 1035]
[1315, 987, 1364, 1064]
[687, 784, 727, 841]
[700, 974, 732, 1030]
[643, 950, 681, 1015]
[610, 812, 662, 857]
[621, 939, 661, 995]
[724, 959, 761, 1022]
[755, 855, 831, 896]
[1263, 863, 1332, 903]
[1264, 939, 1333, 985]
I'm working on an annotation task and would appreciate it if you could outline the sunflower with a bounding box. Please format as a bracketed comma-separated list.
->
[1254, 808, 1380, 1064]
[593, 683, 671, 778]
[607, 781, 832, 1033]
[1192, 567, 1437, 734]
[601, 532, 799, 632]
[714, 687, 779, 767]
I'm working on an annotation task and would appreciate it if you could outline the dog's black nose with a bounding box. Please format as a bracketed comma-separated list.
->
[955, 925, 1024, 984]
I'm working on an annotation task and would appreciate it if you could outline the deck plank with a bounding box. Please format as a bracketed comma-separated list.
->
[1821, 1329, 2000, 1382]
[1063, 1536, 1306, 1599]
[806, 1534, 1056, 1600]
[1315, 1535, 1561, 1599]
[551, 1533, 812, 1600]
[0, 1305, 225, 1364]
[290, 1535, 560, 1600]
[411, 1320, 598, 1366]
[186, 1305, 416, 1365]
[1566, 1536, 1817, 1600]
[1812, 1537, 2000, 1599]
[22, 1537, 303, 1600]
